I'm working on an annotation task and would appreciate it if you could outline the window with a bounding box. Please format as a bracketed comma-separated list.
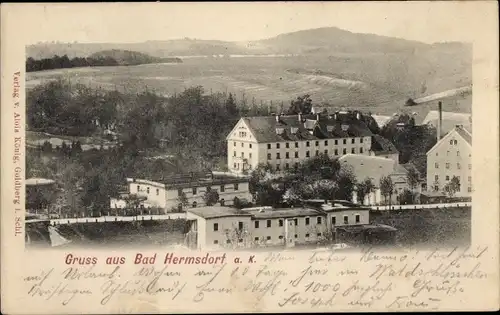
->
[146, 187, 150, 194]
[315, 150, 319, 156]
[305, 233, 310, 238]
[317, 233, 322, 237]
[238, 222, 243, 230]
[351, 148, 355, 154]
[332, 216, 336, 225]
[306, 151, 310, 157]
[249, 144, 252, 149]
[351, 138, 355, 144]
[457, 163, 461, 169]
[454, 140, 458, 145]
[234, 183, 239, 190]
[305, 217, 310, 225]
[449, 140, 453, 145]
[241, 152, 244, 158]
[255, 221, 259, 228]
[457, 151, 460, 156]
[220, 185, 225, 192]
[468, 176, 472, 182]
[295, 142, 299, 148]
[355, 214, 360, 223]
[468, 164, 472, 170]
[360, 138, 364, 143]
[343, 148, 347, 155]
[276, 164, 280, 171]
[279, 219, 283, 227]
[344, 215, 348, 224]
[360, 148, 363, 154]
[446, 163, 450, 169]
[294, 234, 298, 238]
[317, 217, 322, 224]
[446, 176, 450, 181]
[276, 153, 281, 159]
[468, 187, 472, 192]
[233, 151, 236, 157]
[335, 140, 338, 145]
[324, 150, 328, 155]
[295, 152, 299, 158]
[277, 143, 280, 149]
[192, 201, 197, 208]
[238, 239, 243, 243]
[434, 185, 439, 191]
[286, 152, 290, 159]
[192, 187, 197, 195]
[294, 218, 298, 226]
[279, 235, 284, 240]
[267, 144, 271, 149]
[267, 153, 271, 160]
[156, 188, 159, 196]
[177, 188, 183, 196]
[435, 175, 439, 181]
[267, 220, 271, 228]
[315, 141, 319, 147]
[220, 199, 225, 206]
[286, 143, 290, 148]
[335, 149, 339, 155]
[241, 143, 244, 148]
[343, 139, 347, 145]
[447, 150, 450, 156]
[435, 162, 440, 168]
[226, 240, 231, 244]
[266, 236, 271, 241]
[213, 223, 219, 232]
[214, 240, 218, 244]
[306, 141, 310, 147]
[285, 163, 290, 169]
[249, 153, 252, 159]
[254, 237, 259, 241]
[233, 163, 237, 169]
[294, 162, 299, 169]
[324, 140, 328, 146]
[234, 142, 236, 146]
[137, 185, 141, 192]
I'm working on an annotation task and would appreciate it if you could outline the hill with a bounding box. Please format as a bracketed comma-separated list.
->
[26, 27, 472, 59]
[88, 49, 182, 65]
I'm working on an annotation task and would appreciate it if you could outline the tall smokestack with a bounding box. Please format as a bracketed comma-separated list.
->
[437, 101, 443, 142]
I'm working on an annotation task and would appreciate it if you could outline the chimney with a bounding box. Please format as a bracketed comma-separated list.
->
[316, 113, 320, 121]
[298, 112, 302, 122]
[275, 114, 280, 123]
[356, 112, 361, 120]
[437, 101, 442, 142]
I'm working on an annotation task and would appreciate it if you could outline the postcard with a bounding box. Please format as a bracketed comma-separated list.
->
[1, 2, 499, 313]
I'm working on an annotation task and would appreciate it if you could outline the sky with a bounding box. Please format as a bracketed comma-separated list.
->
[9, 2, 496, 45]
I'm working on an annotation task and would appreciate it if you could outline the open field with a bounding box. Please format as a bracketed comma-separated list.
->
[26, 53, 471, 118]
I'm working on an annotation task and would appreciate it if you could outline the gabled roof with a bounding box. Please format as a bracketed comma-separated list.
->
[241, 113, 373, 143]
[371, 134, 399, 155]
[426, 125, 472, 156]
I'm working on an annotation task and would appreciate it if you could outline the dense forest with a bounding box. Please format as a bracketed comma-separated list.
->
[26, 50, 182, 72]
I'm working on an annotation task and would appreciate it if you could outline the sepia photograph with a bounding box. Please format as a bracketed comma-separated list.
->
[2, 2, 498, 314]
[23, 3, 473, 251]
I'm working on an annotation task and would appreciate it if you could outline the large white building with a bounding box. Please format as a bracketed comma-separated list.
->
[226, 112, 376, 174]
[185, 201, 379, 250]
[426, 125, 472, 197]
[110, 172, 253, 213]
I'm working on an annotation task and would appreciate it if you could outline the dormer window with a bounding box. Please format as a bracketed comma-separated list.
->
[291, 127, 299, 134]
[276, 127, 285, 135]
[327, 125, 334, 132]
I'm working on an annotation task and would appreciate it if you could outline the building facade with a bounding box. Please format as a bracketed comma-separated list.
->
[426, 125, 472, 197]
[185, 202, 372, 250]
[226, 112, 375, 174]
[110, 172, 253, 212]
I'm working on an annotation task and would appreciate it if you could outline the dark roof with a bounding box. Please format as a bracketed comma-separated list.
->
[187, 206, 252, 219]
[243, 113, 373, 143]
[148, 172, 249, 189]
[249, 207, 322, 219]
[455, 126, 472, 145]
[371, 135, 398, 155]
[336, 224, 398, 233]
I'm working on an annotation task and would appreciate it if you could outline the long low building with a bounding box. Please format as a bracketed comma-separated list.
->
[110, 172, 253, 213]
[185, 201, 395, 250]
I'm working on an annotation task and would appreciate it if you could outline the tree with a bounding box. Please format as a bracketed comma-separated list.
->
[443, 176, 461, 197]
[380, 176, 394, 205]
[398, 189, 414, 205]
[177, 192, 189, 211]
[123, 194, 144, 216]
[203, 187, 219, 206]
[223, 222, 252, 249]
[287, 94, 313, 115]
[356, 178, 375, 205]
[406, 167, 420, 191]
